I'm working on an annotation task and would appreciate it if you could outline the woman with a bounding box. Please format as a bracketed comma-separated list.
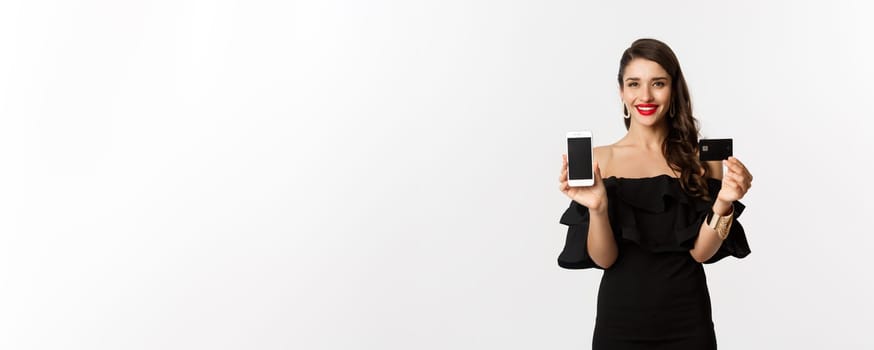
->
[557, 38, 753, 349]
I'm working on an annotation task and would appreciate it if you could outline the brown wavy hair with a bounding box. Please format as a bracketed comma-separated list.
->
[618, 38, 710, 200]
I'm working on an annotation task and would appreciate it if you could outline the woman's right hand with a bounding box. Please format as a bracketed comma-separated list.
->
[559, 154, 608, 214]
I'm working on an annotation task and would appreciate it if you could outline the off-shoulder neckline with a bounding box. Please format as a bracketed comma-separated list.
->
[604, 174, 679, 181]
[603, 174, 724, 182]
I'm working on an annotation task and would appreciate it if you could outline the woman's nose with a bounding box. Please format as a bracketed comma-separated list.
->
[640, 87, 653, 101]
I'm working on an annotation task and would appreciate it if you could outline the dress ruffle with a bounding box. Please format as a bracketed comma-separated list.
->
[557, 175, 750, 269]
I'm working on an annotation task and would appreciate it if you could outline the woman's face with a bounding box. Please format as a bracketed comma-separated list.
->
[620, 58, 672, 127]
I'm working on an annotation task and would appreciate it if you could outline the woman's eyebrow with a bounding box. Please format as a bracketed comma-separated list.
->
[624, 76, 669, 81]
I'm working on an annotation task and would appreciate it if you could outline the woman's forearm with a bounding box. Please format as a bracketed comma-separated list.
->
[689, 199, 733, 263]
[587, 209, 618, 269]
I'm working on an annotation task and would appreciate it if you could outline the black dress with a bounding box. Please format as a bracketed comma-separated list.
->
[557, 175, 750, 349]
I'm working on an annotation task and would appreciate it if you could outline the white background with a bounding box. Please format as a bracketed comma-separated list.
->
[2, 1, 872, 349]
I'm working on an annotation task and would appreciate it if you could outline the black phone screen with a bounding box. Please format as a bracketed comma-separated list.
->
[568, 137, 593, 180]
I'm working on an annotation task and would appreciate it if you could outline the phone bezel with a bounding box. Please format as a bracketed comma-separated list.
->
[566, 131, 594, 187]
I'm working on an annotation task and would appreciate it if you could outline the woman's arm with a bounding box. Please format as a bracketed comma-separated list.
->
[586, 204, 618, 269]
[689, 198, 734, 263]
[689, 157, 753, 263]
[559, 146, 618, 269]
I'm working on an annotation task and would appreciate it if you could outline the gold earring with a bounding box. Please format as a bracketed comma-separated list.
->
[623, 104, 630, 119]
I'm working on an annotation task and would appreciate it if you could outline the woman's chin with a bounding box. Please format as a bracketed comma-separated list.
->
[633, 115, 666, 126]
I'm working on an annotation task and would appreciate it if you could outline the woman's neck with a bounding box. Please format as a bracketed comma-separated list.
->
[621, 121, 669, 151]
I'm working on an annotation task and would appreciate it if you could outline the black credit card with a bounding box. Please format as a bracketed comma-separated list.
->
[699, 139, 732, 161]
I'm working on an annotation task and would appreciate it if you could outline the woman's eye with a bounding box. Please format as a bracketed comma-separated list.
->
[627, 82, 638, 87]
[653, 81, 665, 87]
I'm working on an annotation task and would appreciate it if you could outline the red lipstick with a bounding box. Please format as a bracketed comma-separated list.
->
[635, 104, 658, 116]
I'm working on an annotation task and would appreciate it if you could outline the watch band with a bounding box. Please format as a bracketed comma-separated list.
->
[707, 208, 734, 240]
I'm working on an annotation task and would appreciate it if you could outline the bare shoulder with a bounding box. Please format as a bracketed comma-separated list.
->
[593, 145, 613, 163]
[593, 145, 614, 176]
[704, 160, 723, 180]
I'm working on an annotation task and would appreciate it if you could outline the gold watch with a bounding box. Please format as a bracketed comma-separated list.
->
[707, 208, 734, 240]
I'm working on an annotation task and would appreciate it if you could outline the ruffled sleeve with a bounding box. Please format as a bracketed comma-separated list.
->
[556, 176, 749, 269]
[557, 190, 622, 270]
[555, 176, 750, 269]
[557, 200, 602, 269]
[702, 178, 751, 264]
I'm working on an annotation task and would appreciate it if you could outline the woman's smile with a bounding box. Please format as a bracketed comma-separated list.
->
[635, 103, 658, 116]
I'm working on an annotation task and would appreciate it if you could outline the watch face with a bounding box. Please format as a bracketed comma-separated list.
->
[707, 211, 717, 226]
[708, 213, 719, 229]
[708, 211, 730, 229]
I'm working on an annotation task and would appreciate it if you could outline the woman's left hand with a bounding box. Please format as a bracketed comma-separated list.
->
[717, 156, 753, 203]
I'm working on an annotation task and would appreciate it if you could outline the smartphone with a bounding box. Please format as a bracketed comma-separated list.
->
[566, 131, 594, 187]
[699, 138, 733, 161]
